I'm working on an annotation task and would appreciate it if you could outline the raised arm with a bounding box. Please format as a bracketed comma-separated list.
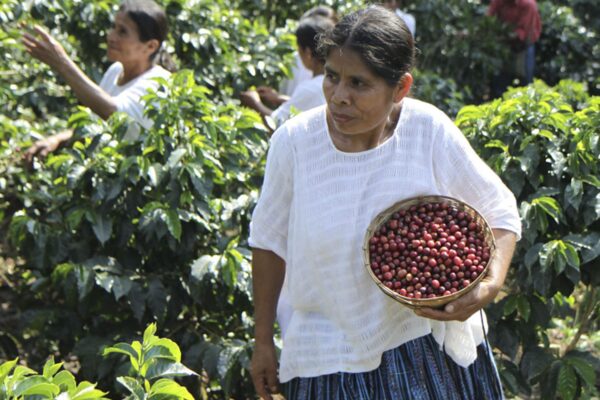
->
[250, 248, 286, 400]
[22, 25, 117, 119]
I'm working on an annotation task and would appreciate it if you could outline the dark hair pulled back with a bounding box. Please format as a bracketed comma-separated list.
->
[119, 0, 176, 71]
[317, 6, 414, 86]
[301, 5, 338, 23]
[296, 16, 336, 62]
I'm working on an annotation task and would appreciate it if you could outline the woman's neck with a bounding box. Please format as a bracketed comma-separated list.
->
[119, 60, 153, 85]
[312, 63, 325, 77]
[329, 103, 402, 152]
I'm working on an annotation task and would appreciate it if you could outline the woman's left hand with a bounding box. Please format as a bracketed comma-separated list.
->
[22, 25, 69, 70]
[414, 229, 517, 322]
[239, 90, 262, 108]
[414, 276, 501, 322]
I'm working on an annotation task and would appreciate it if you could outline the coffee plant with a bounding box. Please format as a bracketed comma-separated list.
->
[456, 80, 600, 400]
[1, 69, 266, 398]
[535, 2, 599, 95]
[0, 323, 196, 399]
[1, 0, 599, 398]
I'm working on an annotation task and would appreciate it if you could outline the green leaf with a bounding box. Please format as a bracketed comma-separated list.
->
[0, 358, 18, 384]
[75, 264, 95, 301]
[516, 296, 531, 321]
[53, 370, 77, 392]
[163, 209, 181, 241]
[563, 242, 580, 269]
[557, 363, 577, 400]
[503, 296, 518, 316]
[167, 148, 186, 168]
[531, 196, 562, 224]
[89, 212, 113, 245]
[13, 376, 59, 397]
[524, 243, 543, 269]
[143, 324, 157, 345]
[144, 338, 181, 363]
[147, 279, 167, 323]
[42, 358, 63, 379]
[564, 178, 583, 210]
[103, 343, 141, 372]
[520, 348, 554, 382]
[484, 139, 509, 153]
[116, 376, 146, 399]
[11, 365, 37, 381]
[112, 276, 133, 301]
[128, 282, 146, 322]
[566, 356, 596, 388]
[68, 381, 109, 400]
[145, 360, 197, 380]
[539, 241, 558, 272]
[148, 378, 194, 400]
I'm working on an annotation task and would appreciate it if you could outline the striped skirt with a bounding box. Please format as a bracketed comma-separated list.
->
[282, 334, 504, 400]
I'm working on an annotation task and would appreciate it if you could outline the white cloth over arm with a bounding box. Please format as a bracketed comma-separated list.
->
[249, 130, 294, 260]
[279, 52, 313, 97]
[271, 75, 325, 127]
[99, 62, 171, 129]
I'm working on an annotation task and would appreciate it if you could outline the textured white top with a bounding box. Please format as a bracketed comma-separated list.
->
[99, 62, 171, 129]
[249, 98, 521, 382]
[279, 52, 313, 97]
[395, 9, 416, 37]
[271, 75, 325, 126]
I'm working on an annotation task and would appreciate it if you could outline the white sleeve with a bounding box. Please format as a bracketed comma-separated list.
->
[248, 127, 294, 260]
[433, 118, 522, 239]
[271, 82, 324, 126]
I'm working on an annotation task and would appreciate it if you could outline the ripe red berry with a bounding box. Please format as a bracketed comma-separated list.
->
[369, 200, 490, 300]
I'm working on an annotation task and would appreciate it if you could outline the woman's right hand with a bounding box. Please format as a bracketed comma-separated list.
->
[23, 130, 73, 165]
[22, 25, 69, 71]
[256, 86, 279, 104]
[250, 340, 281, 400]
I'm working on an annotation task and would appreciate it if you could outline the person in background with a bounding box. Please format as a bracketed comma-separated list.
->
[279, 5, 338, 97]
[22, 0, 173, 163]
[488, 0, 541, 98]
[239, 16, 335, 131]
[249, 6, 520, 399]
[382, 0, 416, 37]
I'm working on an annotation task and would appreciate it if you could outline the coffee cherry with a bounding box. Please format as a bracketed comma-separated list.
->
[369, 200, 490, 300]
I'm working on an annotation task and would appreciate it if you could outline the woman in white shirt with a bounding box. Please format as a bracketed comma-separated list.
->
[249, 6, 519, 400]
[278, 5, 338, 97]
[22, 0, 172, 162]
[239, 16, 335, 131]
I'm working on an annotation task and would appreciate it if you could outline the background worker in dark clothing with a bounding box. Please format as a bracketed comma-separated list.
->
[488, 0, 541, 98]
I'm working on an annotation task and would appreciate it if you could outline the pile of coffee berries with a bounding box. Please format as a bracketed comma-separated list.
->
[368, 201, 491, 299]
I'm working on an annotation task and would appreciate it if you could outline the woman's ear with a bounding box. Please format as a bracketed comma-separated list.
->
[146, 39, 160, 56]
[393, 73, 413, 103]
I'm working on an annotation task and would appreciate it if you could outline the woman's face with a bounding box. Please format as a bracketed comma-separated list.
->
[323, 47, 408, 138]
[107, 11, 155, 65]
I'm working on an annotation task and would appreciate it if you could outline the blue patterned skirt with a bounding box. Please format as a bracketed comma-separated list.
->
[282, 333, 504, 400]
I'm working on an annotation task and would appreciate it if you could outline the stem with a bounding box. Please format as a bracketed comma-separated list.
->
[564, 286, 598, 355]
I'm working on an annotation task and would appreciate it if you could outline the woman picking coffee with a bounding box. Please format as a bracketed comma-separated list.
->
[249, 6, 520, 399]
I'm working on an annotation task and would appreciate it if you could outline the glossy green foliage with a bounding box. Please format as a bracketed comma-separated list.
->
[535, 2, 599, 95]
[0, 357, 109, 400]
[1, 0, 599, 398]
[104, 323, 197, 399]
[1, 71, 266, 397]
[456, 80, 600, 399]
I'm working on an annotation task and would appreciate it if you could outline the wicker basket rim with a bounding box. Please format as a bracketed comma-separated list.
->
[363, 195, 497, 308]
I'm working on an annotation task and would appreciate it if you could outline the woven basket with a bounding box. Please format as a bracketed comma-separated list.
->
[362, 195, 496, 309]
